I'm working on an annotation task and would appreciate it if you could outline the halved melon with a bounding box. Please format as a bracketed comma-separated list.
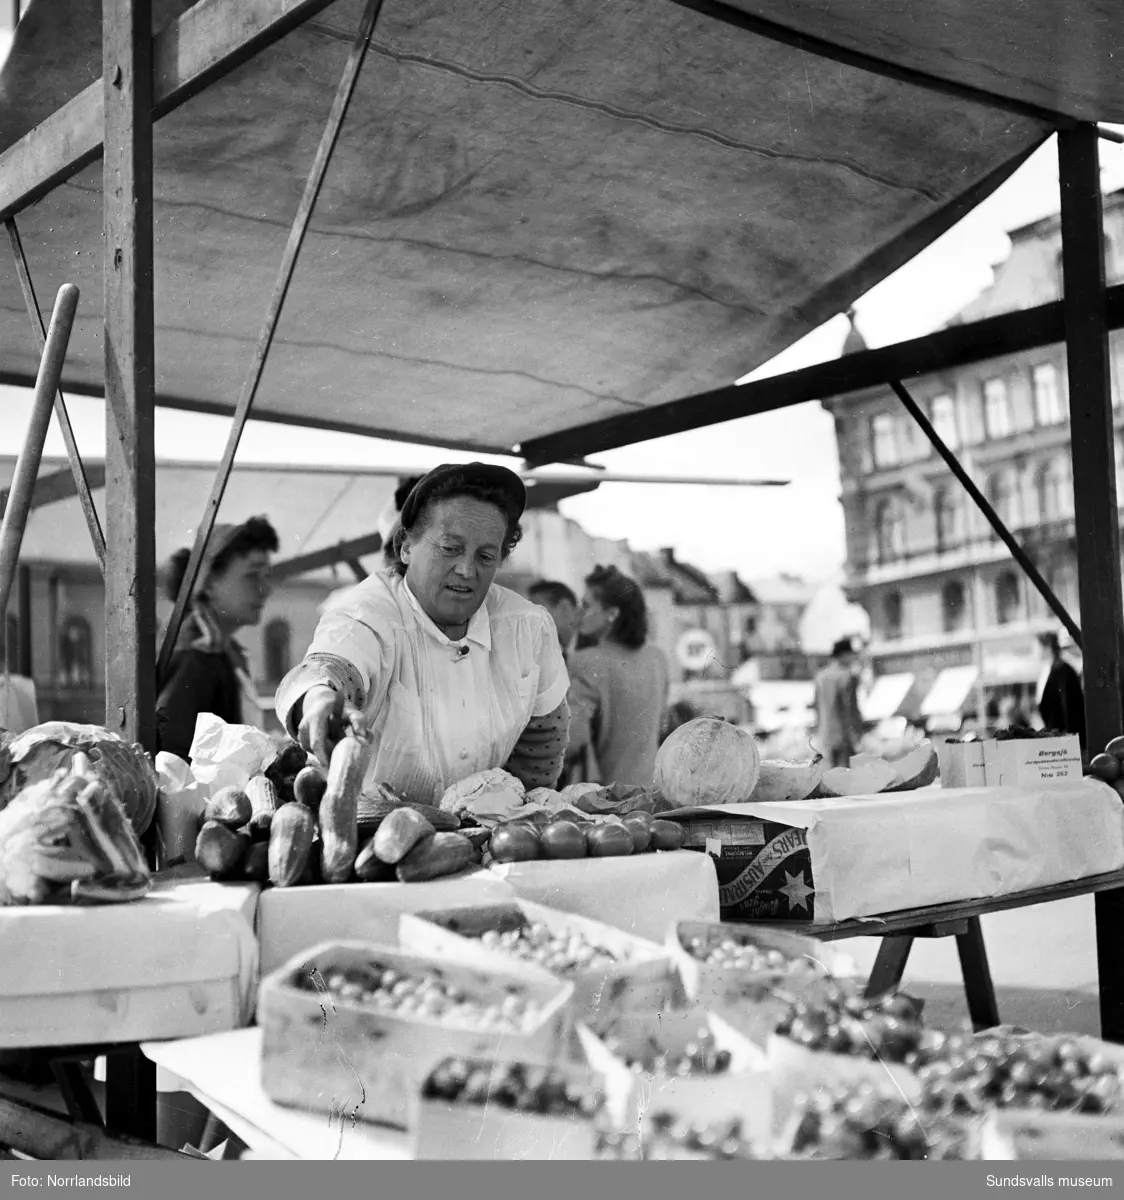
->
[751, 752, 827, 804]
[816, 759, 900, 798]
[884, 742, 939, 792]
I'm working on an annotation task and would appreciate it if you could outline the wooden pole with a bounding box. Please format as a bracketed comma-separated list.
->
[0, 283, 80, 621]
[889, 379, 1082, 648]
[103, 0, 156, 752]
[156, 0, 385, 684]
[6, 218, 107, 572]
[1058, 124, 1124, 1043]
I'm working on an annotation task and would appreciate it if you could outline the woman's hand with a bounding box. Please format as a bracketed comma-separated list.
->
[297, 684, 345, 767]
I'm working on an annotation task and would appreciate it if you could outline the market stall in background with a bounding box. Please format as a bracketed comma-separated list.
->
[2, 0, 1124, 1166]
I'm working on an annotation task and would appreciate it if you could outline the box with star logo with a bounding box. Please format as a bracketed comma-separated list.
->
[672, 814, 816, 921]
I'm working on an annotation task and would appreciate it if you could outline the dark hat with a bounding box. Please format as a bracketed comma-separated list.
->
[831, 636, 857, 658]
[398, 462, 527, 532]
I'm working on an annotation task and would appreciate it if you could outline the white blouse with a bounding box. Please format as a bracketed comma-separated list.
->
[277, 572, 569, 804]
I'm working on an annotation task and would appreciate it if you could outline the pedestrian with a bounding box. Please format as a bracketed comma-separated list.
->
[156, 516, 279, 761]
[813, 637, 866, 768]
[1036, 631, 1086, 747]
[563, 565, 670, 788]
[528, 580, 580, 662]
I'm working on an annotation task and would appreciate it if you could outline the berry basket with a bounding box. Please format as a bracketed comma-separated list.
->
[668, 920, 855, 1044]
[399, 901, 682, 1035]
[413, 1055, 609, 1160]
[258, 940, 574, 1131]
[577, 1008, 774, 1156]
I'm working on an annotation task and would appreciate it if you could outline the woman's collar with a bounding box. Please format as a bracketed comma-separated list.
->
[400, 578, 492, 650]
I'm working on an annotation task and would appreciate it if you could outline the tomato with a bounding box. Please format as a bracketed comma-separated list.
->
[1090, 752, 1121, 783]
[649, 820, 685, 851]
[539, 821, 588, 859]
[585, 825, 635, 857]
[489, 825, 541, 863]
[622, 815, 652, 853]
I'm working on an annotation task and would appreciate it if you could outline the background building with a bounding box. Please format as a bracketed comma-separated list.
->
[825, 189, 1124, 729]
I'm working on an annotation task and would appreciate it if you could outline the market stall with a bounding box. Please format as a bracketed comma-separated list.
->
[3, 0, 1124, 1166]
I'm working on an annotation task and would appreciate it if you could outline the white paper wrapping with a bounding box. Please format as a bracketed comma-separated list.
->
[488, 850, 720, 943]
[686, 781, 1124, 924]
[0, 870, 260, 1047]
[155, 751, 208, 864]
[188, 714, 277, 797]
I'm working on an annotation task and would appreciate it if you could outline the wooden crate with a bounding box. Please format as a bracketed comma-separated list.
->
[979, 1109, 1124, 1160]
[577, 1010, 773, 1156]
[400, 900, 681, 1034]
[258, 940, 573, 1132]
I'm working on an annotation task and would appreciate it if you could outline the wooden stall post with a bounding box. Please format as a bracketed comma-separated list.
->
[1058, 123, 1124, 1043]
[102, 0, 157, 1138]
[102, 0, 156, 752]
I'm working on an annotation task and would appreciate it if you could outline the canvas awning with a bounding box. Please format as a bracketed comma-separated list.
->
[920, 665, 980, 718]
[860, 672, 915, 722]
[0, 0, 1076, 459]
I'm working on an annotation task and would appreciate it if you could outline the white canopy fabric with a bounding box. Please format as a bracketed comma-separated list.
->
[0, 0, 1067, 458]
[860, 672, 915, 722]
[920, 665, 980, 718]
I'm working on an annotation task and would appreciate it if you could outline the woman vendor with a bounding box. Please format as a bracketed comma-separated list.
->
[275, 463, 571, 802]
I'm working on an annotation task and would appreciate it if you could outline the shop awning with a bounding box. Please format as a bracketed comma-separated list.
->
[920, 666, 980, 718]
[750, 681, 816, 731]
[860, 673, 915, 722]
[0, 0, 1060, 456]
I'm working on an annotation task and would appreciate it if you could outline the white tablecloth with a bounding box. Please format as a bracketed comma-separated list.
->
[1, 868, 260, 1048]
[143, 1030, 410, 1160]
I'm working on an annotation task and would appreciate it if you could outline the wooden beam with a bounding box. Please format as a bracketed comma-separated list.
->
[0, 463, 107, 516]
[0, 0, 339, 219]
[666, 0, 1072, 127]
[7, 218, 107, 571]
[270, 534, 384, 582]
[519, 286, 1124, 466]
[1058, 125, 1124, 1045]
[0, 1094, 186, 1161]
[157, 0, 385, 683]
[103, 0, 156, 750]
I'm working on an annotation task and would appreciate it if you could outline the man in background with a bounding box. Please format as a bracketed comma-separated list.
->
[1036, 631, 1086, 748]
[813, 637, 865, 768]
[528, 580, 580, 662]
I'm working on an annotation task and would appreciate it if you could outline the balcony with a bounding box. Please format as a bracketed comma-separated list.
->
[849, 516, 1079, 586]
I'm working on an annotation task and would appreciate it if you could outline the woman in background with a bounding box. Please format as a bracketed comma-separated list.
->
[564, 565, 669, 788]
[156, 517, 279, 761]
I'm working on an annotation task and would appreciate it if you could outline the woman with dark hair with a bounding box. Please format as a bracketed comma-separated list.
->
[275, 463, 570, 802]
[156, 516, 279, 760]
[563, 565, 669, 788]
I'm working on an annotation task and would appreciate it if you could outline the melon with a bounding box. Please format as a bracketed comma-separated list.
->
[816, 759, 900, 798]
[751, 751, 826, 804]
[654, 717, 761, 807]
[884, 742, 939, 792]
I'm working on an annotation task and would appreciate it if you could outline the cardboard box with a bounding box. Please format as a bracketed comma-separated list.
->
[675, 814, 816, 922]
[939, 735, 1082, 789]
[258, 940, 574, 1131]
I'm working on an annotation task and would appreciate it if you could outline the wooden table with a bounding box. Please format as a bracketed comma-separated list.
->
[742, 868, 1124, 1034]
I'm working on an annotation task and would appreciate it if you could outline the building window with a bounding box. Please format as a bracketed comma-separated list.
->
[930, 394, 959, 450]
[1033, 363, 1063, 426]
[1037, 455, 1074, 521]
[995, 571, 1021, 626]
[874, 499, 906, 564]
[882, 591, 903, 640]
[986, 468, 1021, 530]
[933, 488, 964, 553]
[959, 390, 986, 445]
[263, 618, 292, 685]
[1048, 563, 1078, 617]
[871, 413, 899, 468]
[984, 377, 1012, 439]
[941, 581, 967, 633]
[58, 616, 93, 688]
